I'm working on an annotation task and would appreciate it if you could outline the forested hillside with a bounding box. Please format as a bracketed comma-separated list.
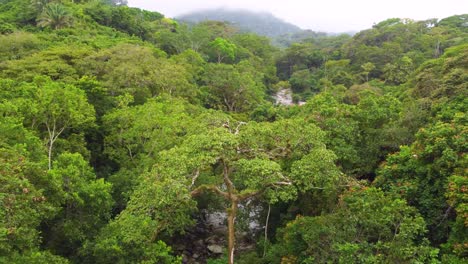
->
[177, 9, 329, 47]
[0, 1, 467, 263]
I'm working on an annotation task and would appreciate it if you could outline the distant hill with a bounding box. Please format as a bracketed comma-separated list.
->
[177, 8, 302, 38]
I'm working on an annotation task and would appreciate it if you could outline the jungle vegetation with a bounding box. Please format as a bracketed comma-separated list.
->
[0, 1, 466, 263]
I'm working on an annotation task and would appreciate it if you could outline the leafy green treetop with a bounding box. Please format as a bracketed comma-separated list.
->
[209, 37, 237, 63]
[153, 119, 343, 264]
[269, 187, 439, 263]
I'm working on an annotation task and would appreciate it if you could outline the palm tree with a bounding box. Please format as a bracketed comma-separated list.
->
[37, 3, 72, 30]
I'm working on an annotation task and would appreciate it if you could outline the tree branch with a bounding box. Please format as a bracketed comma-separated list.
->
[234, 122, 246, 135]
[191, 184, 230, 200]
[190, 169, 200, 188]
[223, 160, 235, 194]
[238, 180, 292, 200]
[272, 181, 293, 186]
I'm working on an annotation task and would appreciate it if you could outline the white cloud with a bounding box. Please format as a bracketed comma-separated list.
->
[128, 0, 468, 32]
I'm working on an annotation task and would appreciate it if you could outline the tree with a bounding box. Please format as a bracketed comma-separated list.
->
[37, 3, 72, 30]
[268, 187, 439, 263]
[154, 119, 342, 264]
[83, 2, 163, 39]
[201, 63, 265, 112]
[169, 49, 206, 82]
[231, 33, 276, 61]
[383, 56, 413, 84]
[0, 32, 41, 61]
[82, 174, 191, 263]
[0, 77, 96, 170]
[352, 91, 402, 178]
[375, 114, 467, 248]
[30, 77, 96, 170]
[276, 42, 325, 80]
[298, 93, 360, 176]
[0, 113, 67, 263]
[80, 44, 196, 104]
[0, 143, 49, 258]
[150, 60, 198, 99]
[289, 69, 318, 96]
[102, 97, 206, 169]
[446, 174, 468, 258]
[102, 97, 230, 210]
[411, 44, 467, 100]
[361, 62, 375, 82]
[42, 153, 113, 258]
[209, 37, 237, 63]
[1, 43, 93, 82]
[374, 45, 467, 251]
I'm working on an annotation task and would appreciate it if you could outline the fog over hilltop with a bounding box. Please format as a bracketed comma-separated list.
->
[129, 0, 466, 32]
[177, 8, 303, 38]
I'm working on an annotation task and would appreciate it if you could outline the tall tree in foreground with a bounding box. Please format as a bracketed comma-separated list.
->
[152, 119, 343, 264]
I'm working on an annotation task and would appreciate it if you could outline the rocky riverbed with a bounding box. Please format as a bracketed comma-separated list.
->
[172, 205, 264, 263]
[273, 88, 305, 106]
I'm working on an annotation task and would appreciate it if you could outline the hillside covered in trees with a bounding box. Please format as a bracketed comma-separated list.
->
[176, 9, 329, 47]
[177, 8, 303, 38]
[0, 1, 467, 263]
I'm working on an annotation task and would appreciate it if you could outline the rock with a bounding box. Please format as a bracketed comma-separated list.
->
[274, 89, 293, 105]
[207, 244, 223, 254]
[205, 236, 218, 244]
[205, 212, 227, 228]
[274, 88, 305, 106]
[194, 239, 204, 247]
[174, 244, 185, 252]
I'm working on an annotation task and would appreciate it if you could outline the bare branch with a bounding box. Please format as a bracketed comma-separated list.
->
[273, 181, 292, 186]
[190, 169, 200, 188]
[238, 180, 293, 200]
[191, 184, 230, 200]
[234, 122, 247, 135]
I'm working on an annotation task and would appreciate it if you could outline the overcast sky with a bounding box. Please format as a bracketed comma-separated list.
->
[128, 0, 467, 32]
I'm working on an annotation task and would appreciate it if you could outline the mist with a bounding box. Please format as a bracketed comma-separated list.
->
[128, 0, 467, 32]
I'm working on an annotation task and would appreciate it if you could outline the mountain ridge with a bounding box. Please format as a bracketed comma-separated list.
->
[176, 8, 303, 38]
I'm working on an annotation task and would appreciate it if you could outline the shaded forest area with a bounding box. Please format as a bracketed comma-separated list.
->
[0, 0, 467, 263]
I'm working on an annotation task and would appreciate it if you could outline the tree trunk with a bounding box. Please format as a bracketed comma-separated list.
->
[434, 40, 441, 58]
[263, 203, 271, 257]
[48, 139, 53, 170]
[227, 199, 238, 264]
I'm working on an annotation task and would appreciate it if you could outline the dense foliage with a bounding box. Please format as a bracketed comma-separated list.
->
[0, 1, 466, 263]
